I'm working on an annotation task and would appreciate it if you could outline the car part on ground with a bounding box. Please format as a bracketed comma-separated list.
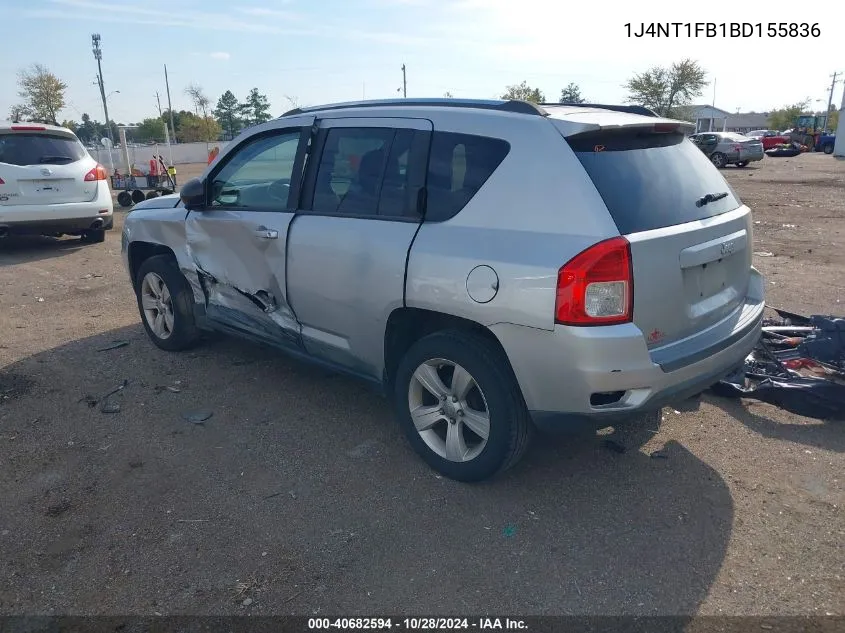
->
[710, 307, 845, 421]
[122, 98, 764, 481]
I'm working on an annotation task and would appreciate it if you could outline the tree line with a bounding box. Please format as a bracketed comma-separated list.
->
[8, 61, 839, 147]
[8, 64, 277, 146]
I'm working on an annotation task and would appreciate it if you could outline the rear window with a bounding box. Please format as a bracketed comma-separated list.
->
[425, 132, 510, 222]
[0, 132, 87, 167]
[568, 130, 742, 235]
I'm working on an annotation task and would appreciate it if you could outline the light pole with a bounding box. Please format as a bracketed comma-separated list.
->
[92, 33, 115, 146]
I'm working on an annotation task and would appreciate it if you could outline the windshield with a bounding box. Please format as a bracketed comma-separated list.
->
[0, 132, 87, 166]
[568, 129, 742, 234]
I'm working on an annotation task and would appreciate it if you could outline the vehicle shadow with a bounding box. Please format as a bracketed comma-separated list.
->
[0, 326, 733, 618]
[705, 392, 845, 453]
[0, 235, 89, 267]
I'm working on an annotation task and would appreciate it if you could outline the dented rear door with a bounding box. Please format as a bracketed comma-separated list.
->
[184, 120, 313, 347]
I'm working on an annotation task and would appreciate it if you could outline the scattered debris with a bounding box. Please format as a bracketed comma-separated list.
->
[80, 379, 128, 409]
[710, 307, 845, 421]
[782, 223, 797, 228]
[502, 525, 517, 538]
[602, 438, 626, 454]
[754, 251, 775, 257]
[241, 598, 253, 607]
[45, 500, 71, 517]
[128, 460, 144, 468]
[183, 411, 212, 424]
[155, 385, 182, 394]
[650, 450, 669, 460]
[100, 400, 121, 414]
[176, 519, 208, 523]
[97, 341, 129, 352]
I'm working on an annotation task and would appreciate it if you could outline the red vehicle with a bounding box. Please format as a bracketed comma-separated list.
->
[746, 129, 789, 150]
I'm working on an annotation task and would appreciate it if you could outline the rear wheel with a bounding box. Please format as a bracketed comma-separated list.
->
[393, 330, 533, 482]
[710, 152, 726, 168]
[823, 143, 834, 155]
[81, 228, 106, 243]
[135, 255, 201, 352]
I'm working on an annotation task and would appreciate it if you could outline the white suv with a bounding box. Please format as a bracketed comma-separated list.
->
[0, 123, 114, 242]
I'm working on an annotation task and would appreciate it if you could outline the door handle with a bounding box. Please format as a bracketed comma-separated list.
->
[254, 228, 279, 239]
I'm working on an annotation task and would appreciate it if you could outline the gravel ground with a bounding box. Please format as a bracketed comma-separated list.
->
[0, 153, 843, 616]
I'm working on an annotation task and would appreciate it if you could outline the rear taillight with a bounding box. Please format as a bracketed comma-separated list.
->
[84, 164, 108, 181]
[555, 236, 633, 326]
[0, 177, 4, 185]
[11, 125, 46, 131]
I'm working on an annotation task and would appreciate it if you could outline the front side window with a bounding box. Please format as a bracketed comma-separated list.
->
[210, 130, 301, 210]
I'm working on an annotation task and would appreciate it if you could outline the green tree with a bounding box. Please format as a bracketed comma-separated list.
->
[134, 117, 166, 142]
[239, 88, 272, 127]
[828, 108, 839, 134]
[443, 91, 454, 98]
[12, 63, 67, 124]
[501, 81, 544, 104]
[559, 82, 585, 104]
[60, 119, 78, 133]
[624, 59, 707, 117]
[214, 90, 243, 140]
[178, 113, 222, 142]
[185, 83, 210, 117]
[767, 99, 811, 131]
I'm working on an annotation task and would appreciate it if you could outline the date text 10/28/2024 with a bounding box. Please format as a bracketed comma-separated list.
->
[624, 22, 821, 38]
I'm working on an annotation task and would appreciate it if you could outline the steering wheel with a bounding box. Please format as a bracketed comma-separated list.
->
[267, 179, 291, 203]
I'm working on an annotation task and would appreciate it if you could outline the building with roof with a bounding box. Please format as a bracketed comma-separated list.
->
[688, 105, 772, 134]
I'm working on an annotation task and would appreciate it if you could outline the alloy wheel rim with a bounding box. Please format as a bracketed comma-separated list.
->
[140, 272, 175, 339]
[408, 358, 490, 462]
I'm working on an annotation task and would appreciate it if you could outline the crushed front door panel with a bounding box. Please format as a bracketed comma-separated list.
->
[186, 210, 301, 348]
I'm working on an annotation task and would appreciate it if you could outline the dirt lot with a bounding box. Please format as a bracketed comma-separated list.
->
[1, 154, 843, 616]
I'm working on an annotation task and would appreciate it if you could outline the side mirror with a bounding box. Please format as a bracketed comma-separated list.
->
[180, 177, 205, 210]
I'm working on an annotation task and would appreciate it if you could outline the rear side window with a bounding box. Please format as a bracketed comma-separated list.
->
[568, 130, 741, 235]
[425, 132, 510, 222]
[0, 133, 86, 166]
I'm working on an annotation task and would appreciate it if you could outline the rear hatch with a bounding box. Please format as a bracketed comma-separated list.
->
[726, 132, 764, 158]
[0, 128, 97, 205]
[561, 120, 753, 351]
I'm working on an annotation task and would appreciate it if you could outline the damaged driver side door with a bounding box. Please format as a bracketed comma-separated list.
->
[185, 122, 312, 349]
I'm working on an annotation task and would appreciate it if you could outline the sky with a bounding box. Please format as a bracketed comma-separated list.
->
[1, 0, 843, 125]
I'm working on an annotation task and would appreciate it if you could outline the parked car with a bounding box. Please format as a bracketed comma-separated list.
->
[0, 122, 113, 241]
[122, 99, 765, 481]
[745, 129, 790, 150]
[816, 133, 836, 154]
[689, 131, 765, 168]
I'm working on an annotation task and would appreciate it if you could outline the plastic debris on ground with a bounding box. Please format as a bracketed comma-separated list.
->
[709, 307, 845, 421]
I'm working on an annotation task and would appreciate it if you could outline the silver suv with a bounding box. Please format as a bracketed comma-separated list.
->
[122, 99, 765, 482]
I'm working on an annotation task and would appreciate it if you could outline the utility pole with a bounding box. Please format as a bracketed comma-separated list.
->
[164, 64, 177, 143]
[824, 72, 840, 133]
[91, 34, 114, 146]
[401, 64, 407, 98]
[155, 92, 163, 117]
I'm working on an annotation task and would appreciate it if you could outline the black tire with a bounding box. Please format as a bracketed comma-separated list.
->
[117, 191, 133, 208]
[710, 152, 726, 168]
[393, 330, 533, 482]
[135, 254, 201, 352]
[81, 228, 106, 243]
[131, 190, 147, 204]
[145, 190, 160, 200]
[735, 161, 749, 168]
[823, 143, 834, 155]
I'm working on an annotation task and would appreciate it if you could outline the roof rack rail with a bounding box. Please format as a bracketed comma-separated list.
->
[281, 98, 549, 118]
[542, 102, 660, 118]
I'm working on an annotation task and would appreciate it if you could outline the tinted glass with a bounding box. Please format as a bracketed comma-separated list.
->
[568, 130, 741, 235]
[377, 129, 414, 217]
[425, 132, 510, 222]
[210, 131, 300, 210]
[312, 127, 396, 215]
[0, 133, 86, 166]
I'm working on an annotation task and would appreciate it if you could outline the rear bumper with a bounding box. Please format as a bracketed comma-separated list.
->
[491, 269, 765, 432]
[0, 214, 114, 236]
[0, 186, 113, 226]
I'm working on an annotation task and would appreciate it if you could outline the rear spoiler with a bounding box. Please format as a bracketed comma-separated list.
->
[541, 102, 660, 117]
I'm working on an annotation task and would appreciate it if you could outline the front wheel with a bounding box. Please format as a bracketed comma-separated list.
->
[135, 255, 201, 352]
[393, 330, 533, 482]
[710, 152, 726, 168]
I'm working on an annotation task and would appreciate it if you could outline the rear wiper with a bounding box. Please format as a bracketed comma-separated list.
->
[696, 191, 729, 207]
[38, 155, 74, 164]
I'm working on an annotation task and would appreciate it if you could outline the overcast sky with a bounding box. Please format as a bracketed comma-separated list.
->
[2, 0, 842, 124]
